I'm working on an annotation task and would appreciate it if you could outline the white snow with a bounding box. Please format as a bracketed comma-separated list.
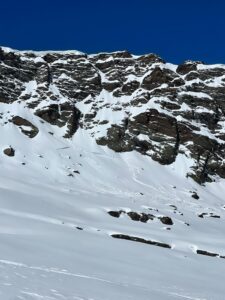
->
[1, 105, 225, 299]
[1, 46, 84, 56]
[197, 63, 225, 70]
[179, 91, 212, 100]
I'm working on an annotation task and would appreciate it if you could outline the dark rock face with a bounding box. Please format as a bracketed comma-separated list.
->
[1, 47, 225, 183]
[191, 192, 199, 200]
[142, 67, 183, 90]
[159, 216, 173, 225]
[198, 212, 220, 218]
[107, 210, 173, 224]
[127, 211, 155, 223]
[11, 116, 38, 138]
[196, 249, 219, 257]
[108, 210, 124, 218]
[111, 234, 171, 249]
[3, 147, 15, 157]
[35, 103, 81, 138]
[176, 61, 199, 75]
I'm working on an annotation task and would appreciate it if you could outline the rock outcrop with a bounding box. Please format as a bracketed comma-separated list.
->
[1, 47, 225, 183]
[3, 147, 15, 157]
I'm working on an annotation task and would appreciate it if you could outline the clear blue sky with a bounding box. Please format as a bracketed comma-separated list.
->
[1, 0, 225, 64]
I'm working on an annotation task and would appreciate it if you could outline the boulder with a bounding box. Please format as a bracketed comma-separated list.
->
[3, 147, 15, 157]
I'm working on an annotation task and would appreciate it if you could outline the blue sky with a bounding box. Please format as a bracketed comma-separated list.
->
[1, 0, 225, 64]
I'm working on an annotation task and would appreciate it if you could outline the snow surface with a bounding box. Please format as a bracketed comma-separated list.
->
[1, 107, 225, 299]
[0, 46, 84, 56]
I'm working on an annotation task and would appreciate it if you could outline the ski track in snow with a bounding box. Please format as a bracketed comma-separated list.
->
[0, 259, 184, 300]
[0, 259, 209, 300]
[0, 259, 119, 285]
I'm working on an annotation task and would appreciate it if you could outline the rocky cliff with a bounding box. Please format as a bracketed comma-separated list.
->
[1, 46, 225, 183]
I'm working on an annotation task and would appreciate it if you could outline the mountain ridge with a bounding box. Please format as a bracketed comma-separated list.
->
[1, 46, 225, 184]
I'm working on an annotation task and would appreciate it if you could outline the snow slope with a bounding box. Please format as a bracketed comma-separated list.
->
[1, 47, 225, 299]
[1, 114, 225, 299]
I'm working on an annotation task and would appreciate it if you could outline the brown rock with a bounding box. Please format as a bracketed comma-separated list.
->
[3, 147, 15, 157]
[11, 116, 39, 138]
[159, 216, 173, 225]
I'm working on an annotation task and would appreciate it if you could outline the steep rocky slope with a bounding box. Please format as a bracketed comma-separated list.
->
[1, 47, 225, 184]
[1, 47, 225, 299]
